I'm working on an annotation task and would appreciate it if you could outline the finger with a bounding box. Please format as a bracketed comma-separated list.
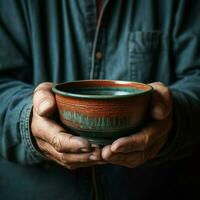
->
[49, 155, 105, 170]
[64, 147, 103, 168]
[61, 147, 102, 164]
[142, 133, 168, 161]
[110, 115, 172, 153]
[102, 150, 143, 168]
[149, 82, 172, 120]
[102, 134, 168, 168]
[36, 139, 102, 169]
[102, 142, 142, 167]
[101, 145, 112, 161]
[32, 113, 92, 153]
[33, 82, 56, 117]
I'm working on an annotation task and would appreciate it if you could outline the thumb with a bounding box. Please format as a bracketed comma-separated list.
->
[33, 82, 56, 117]
[149, 82, 172, 120]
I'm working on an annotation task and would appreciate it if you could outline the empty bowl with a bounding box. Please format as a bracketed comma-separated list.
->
[52, 80, 153, 145]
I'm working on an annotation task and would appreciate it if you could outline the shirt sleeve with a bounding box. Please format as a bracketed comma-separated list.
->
[0, 0, 46, 164]
[151, 0, 200, 164]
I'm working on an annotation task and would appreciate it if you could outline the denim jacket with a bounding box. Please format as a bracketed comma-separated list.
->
[0, 0, 200, 199]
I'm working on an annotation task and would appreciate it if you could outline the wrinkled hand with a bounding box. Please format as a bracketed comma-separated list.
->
[101, 82, 173, 168]
[31, 82, 102, 170]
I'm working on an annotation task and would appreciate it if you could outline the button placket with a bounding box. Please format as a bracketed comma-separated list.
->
[92, 28, 105, 79]
[89, 0, 109, 80]
[95, 51, 103, 60]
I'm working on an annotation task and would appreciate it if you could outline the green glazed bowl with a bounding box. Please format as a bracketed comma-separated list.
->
[52, 80, 153, 145]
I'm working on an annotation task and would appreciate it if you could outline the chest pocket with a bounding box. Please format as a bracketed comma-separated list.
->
[128, 31, 161, 83]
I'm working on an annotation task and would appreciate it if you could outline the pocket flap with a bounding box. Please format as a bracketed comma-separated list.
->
[129, 31, 161, 53]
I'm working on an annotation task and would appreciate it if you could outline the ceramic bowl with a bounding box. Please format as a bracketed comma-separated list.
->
[52, 80, 153, 145]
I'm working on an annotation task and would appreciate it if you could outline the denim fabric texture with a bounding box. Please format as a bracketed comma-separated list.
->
[0, 0, 200, 199]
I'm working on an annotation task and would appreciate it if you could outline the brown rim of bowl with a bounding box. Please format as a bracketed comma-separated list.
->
[52, 80, 153, 99]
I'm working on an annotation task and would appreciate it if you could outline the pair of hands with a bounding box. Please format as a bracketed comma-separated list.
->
[31, 82, 173, 169]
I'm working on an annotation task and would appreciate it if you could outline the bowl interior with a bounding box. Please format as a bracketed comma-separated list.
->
[52, 80, 152, 99]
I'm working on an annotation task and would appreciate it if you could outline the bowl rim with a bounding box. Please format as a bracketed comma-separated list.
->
[52, 80, 153, 99]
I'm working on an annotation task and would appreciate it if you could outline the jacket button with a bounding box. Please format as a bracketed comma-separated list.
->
[95, 51, 103, 60]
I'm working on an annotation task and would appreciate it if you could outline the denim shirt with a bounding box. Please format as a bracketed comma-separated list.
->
[0, 0, 200, 199]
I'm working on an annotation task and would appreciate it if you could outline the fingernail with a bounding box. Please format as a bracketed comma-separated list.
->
[80, 148, 90, 153]
[89, 154, 99, 161]
[39, 100, 52, 114]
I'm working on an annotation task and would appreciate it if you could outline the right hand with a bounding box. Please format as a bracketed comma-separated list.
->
[31, 82, 103, 170]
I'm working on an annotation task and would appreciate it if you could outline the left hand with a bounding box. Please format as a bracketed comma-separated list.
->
[101, 82, 173, 168]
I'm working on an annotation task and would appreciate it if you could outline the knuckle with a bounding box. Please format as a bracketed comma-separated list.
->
[142, 133, 149, 150]
[33, 89, 43, 96]
[150, 82, 164, 88]
[155, 82, 165, 87]
[129, 135, 137, 150]
[33, 90, 47, 103]
[66, 135, 74, 146]
[34, 82, 52, 92]
[59, 153, 67, 164]
[51, 136, 62, 152]
[33, 87, 54, 106]
[36, 96, 50, 108]
[162, 87, 170, 98]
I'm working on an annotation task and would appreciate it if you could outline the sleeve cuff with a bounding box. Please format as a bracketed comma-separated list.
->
[20, 97, 47, 164]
